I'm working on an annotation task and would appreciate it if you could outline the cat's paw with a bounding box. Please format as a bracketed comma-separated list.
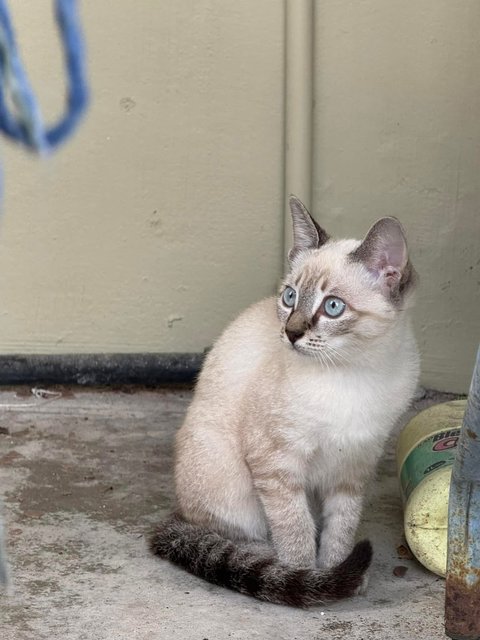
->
[316, 550, 347, 571]
[354, 571, 370, 596]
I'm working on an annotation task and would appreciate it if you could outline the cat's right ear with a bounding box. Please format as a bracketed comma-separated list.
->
[288, 196, 329, 263]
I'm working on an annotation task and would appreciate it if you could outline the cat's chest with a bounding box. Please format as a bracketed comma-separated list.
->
[281, 372, 390, 486]
[282, 367, 392, 450]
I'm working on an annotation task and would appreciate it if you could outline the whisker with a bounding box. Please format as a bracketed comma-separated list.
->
[328, 345, 353, 366]
[323, 349, 337, 369]
[327, 346, 350, 365]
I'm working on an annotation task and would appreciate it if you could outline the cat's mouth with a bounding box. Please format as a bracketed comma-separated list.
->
[282, 330, 324, 351]
[292, 342, 317, 356]
[281, 331, 316, 356]
[281, 331, 344, 366]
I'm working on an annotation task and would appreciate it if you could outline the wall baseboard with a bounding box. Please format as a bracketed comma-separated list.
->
[0, 353, 205, 386]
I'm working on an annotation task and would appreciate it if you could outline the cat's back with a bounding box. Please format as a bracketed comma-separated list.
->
[192, 296, 280, 402]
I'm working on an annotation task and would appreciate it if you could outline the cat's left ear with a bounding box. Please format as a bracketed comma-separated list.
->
[288, 195, 329, 262]
[350, 217, 415, 300]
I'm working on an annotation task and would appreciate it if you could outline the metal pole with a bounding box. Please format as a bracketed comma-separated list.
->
[0, 501, 9, 588]
[445, 346, 480, 639]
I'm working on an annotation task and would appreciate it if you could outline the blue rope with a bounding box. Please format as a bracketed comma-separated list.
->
[0, 0, 89, 154]
[0, 1, 88, 585]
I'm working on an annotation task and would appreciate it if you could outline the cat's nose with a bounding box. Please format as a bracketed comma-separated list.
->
[286, 328, 304, 344]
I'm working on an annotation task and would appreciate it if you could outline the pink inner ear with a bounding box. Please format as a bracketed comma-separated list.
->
[383, 267, 402, 288]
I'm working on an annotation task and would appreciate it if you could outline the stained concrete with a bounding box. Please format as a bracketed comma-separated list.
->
[0, 386, 459, 640]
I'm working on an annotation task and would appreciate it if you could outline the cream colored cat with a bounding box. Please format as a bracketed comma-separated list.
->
[151, 196, 419, 606]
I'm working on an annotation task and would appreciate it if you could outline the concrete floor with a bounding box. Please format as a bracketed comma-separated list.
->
[0, 386, 459, 640]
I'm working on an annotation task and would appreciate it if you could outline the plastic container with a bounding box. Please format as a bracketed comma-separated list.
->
[396, 399, 466, 577]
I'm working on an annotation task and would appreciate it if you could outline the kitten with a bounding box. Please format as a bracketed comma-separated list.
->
[150, 196, 419, 606]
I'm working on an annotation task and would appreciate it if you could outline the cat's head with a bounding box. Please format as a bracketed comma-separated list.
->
[277, 196, 416, 363]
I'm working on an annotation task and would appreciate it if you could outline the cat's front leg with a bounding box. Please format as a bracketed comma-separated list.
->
[253, 475, 317, 568]
[317, 490, 364, 569]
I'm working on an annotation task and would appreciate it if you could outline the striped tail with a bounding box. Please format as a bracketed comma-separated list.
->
[150, 514, 372, 607]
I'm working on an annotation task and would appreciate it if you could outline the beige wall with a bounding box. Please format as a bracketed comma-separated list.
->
[312, 1, 480, 392]
[0, 1, 284, 353]
[0, 1, 477, 392]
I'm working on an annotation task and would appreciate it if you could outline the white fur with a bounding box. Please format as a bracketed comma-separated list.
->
[174, 232, 419, 569]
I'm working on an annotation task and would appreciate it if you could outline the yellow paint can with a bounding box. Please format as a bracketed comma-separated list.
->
[396, 399, 466, 577]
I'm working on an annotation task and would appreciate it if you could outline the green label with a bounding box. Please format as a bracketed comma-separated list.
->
[400, 428, 461, 501]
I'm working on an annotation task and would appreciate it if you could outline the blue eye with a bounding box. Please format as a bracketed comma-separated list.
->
[282, 286, 296, 308]
[323, 296, 346, 318]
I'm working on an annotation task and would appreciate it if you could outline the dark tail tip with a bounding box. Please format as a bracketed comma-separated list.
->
[329, 538, 373, 599]
[343, 539, 373, 573]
